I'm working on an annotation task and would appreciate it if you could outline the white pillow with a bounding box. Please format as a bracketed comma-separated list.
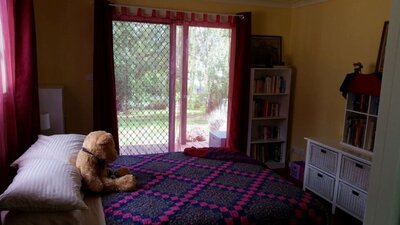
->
[11, 134, 86, 167]
[0, 158, 88, 212]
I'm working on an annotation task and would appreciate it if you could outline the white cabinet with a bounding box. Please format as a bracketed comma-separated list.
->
[303, 137, 372, 221]
[246, 67, 291, 169]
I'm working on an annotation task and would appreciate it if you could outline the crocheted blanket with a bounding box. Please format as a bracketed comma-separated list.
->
[102, 152, 326, 225]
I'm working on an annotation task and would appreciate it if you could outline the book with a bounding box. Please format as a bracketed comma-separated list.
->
[255, 79, 264, 93]
[268, 143, 281, 162]
[279, 76, 286, 93]
[275, 103, 280, 117]
[271, 75, 276, 93]
[345, 118, 354, 144]
[365, 119, 376, 151]
[263, 100, 269, 117]
[353, 118, 366, 147]
[265, 76, 272, 93]
[275, 76, 281, 93]
[261, 126, 280, 140]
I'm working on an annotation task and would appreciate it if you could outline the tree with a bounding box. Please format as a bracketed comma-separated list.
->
[188, 27, 230, 113]
[113, 21, 169, 112]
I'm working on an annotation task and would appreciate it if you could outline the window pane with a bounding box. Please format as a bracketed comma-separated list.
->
[187, 27, 230, 139]
[113, 21, 170, 155]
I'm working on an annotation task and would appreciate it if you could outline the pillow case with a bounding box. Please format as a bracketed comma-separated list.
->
[11, 134, 85, 167]
[0, 158, 87, 211]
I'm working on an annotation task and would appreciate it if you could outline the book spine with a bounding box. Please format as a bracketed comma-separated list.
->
[279, 76, 286, 93]
[263, 100, 269, 117]
[353, 118, 366, 148]
[275, 76, 281, 93]
[265, 76, 272, 93]
[365, 119, 376, 151]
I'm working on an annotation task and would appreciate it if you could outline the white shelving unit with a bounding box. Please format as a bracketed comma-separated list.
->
[246, 67, 291, 169]
[341, 93, 379, 156]
[303, 137, 372, 221]
[302, 72, 381, 221]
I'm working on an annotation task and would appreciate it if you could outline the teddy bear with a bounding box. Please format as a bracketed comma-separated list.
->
[75, 130, 136, 192]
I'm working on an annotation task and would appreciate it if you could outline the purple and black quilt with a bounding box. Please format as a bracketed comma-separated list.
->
[102, 152, 327, 225]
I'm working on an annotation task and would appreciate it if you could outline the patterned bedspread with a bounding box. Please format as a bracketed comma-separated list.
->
[102, 152, 327, 225]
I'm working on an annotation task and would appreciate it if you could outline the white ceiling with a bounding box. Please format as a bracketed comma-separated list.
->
[208, 0, 328, 8]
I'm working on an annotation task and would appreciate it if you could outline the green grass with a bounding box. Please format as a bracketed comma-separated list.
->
[117, 109, 210, 145]
[118, 109, 208, 129]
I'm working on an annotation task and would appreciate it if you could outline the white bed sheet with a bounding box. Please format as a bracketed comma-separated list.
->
[0, 193, 105, 225]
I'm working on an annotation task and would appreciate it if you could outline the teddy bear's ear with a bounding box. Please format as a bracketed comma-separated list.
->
[97, 133, 114, 145]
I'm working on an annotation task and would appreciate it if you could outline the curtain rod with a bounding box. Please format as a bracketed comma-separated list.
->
[108, 3, 245, 19]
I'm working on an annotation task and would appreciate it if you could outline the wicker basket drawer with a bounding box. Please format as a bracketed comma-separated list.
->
[340, 156, 371, 191]
[306, 167, 335, 201]
[336, 182, 368, 220]
[309, 143, 338, 174]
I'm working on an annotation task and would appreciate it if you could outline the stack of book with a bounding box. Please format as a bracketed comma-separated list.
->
[345, 117, 366, 148]
[254, 75, 286, 94]
[252, 100, 280, 117]
[352, 94, 369, 113]
[259, 126, 280, 140]
[250, 143, 282, 162]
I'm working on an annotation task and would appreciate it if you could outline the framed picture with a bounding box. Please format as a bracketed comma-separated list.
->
[251, 35, 282, 67]
[376, 21, 389, 73]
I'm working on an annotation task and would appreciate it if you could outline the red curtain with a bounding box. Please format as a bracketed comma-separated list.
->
[93, 0, 120, 150]
[14, 0, 40, 157]
[226, 12, 252, 152]
[0, 0, 17, 193]
[0, 0, 39, 192]
[112, 6, 235, 28]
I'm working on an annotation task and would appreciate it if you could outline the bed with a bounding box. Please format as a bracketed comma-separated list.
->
[0, 134, 327, 225]
[102, 151, 327, 225]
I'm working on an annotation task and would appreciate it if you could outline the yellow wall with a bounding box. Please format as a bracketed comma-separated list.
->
[290, 0, 391, 160]
[34, 0, 93, 134]
[33, 0, 391, 160]
[33, 0, 291, 135]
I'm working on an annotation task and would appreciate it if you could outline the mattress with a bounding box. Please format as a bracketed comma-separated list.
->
[1, 194, 106, 225]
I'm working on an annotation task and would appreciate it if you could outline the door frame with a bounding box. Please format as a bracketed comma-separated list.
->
[364, 0, 400, 224]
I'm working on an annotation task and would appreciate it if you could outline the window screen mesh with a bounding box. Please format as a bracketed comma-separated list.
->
[112, 21, 170, 155]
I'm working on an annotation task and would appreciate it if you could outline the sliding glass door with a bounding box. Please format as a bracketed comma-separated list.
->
[113, 21, 230, 155]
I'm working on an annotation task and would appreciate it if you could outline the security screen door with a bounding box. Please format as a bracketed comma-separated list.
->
[112, 21, 230, 155]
